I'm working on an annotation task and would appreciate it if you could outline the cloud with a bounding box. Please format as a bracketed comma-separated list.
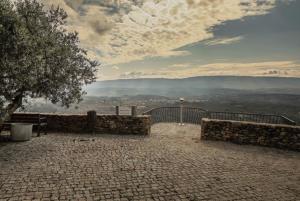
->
[173, 61, 300, 77]
[198, 61, 299, 69]
[263, 70, 289, 75]
[40, 0, 278, 65]
[112, 65, 120, 70]
[170, 63, 193, 68]
[119, 71, 168, 79]
[115, 61, 300, 79]
[205, 36, 244, 46]
[163, 61, 300, 78]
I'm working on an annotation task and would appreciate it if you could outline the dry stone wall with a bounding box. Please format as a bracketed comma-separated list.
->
[95, 115, 151, 135]
[201, 118, 300, 151]
[12, 113, 151, 135]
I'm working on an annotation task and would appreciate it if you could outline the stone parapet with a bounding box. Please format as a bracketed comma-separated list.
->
[201, 118, 300, 151]
[11, 112, 151, 135]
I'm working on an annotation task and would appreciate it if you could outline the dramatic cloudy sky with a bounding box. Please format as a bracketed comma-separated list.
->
[41, 0, 300, 80]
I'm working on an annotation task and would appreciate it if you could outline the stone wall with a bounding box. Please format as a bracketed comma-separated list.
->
[201, 118, 300, 151]
[11, 113, 151, 135]
[95, 115, 151, 135]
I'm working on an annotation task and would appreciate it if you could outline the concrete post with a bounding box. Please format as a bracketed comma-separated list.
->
[131, 106, 137, 117]
[116, 106, 120, 115]
[87, 111, 97, 133]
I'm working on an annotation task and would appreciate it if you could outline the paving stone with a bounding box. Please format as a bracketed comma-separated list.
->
[0, 123, 299, 201]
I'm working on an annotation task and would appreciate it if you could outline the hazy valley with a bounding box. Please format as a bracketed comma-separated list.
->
[24, 76, 300, 125]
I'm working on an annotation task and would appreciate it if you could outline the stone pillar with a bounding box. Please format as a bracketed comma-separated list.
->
[87, 111, 97, 133]
[116, 106, 120, 115]
[131, 106, 137, 117]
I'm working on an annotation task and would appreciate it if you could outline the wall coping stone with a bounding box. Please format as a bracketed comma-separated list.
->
[202, 118, 300, 129]
[15, 112, 150, 118]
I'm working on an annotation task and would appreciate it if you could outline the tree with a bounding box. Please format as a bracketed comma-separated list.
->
[0, 0, 99, 126]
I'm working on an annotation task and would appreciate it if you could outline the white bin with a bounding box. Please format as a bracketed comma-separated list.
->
[11, 123, 33, 141]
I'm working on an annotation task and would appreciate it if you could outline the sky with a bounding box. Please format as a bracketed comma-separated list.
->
[40, 0, 300, 80]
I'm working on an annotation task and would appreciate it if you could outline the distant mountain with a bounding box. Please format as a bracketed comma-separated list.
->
[84, 76, 300, 97]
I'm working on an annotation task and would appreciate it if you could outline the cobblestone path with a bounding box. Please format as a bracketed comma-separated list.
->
[0, 123, 299, 201]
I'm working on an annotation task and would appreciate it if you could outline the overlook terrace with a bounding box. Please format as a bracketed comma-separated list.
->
[0, 123, 299, 201]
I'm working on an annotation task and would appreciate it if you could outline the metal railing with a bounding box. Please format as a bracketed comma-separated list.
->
[143, 107, 208, 125]
[208, 111, 296, 125]
[143, 107, 296, 126]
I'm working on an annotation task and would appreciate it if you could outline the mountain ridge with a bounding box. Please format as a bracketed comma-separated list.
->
[98, 76, 300, 82]
[85, 76, 300, 97]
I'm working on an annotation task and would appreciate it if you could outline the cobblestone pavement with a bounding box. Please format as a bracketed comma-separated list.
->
[0, 123, 299, 201]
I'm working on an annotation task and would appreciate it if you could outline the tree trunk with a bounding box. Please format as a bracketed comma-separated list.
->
[0, 94, 23, 129]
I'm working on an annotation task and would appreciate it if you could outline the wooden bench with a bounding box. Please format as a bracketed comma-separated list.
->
[2, 113, 47, 137]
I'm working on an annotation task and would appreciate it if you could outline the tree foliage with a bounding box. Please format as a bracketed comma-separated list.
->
[0, 0, 99, 123]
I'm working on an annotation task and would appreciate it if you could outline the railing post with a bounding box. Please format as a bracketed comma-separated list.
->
[206, 111, 211, 119]
[131, 106, 137, 117]
[179, 98, 184, 126]
[116, 106, 120, 115]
